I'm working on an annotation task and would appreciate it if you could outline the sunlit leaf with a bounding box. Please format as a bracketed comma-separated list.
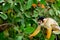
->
[40, 0, 46, 5]
[0, 13, 8, 20]
[32, 10, 38, 17]
[32, 19, 38, 25]
[26, 0, 33, 9]
[24, 27, 35, 34]
[4, 29, 9, 37]
[13, 4, 20, 12]
[2, 3, 11, 11]
[15, 36, 23, 40]
[0, 0, 4, 3]
[49, 9, 54, 16]
[24, 13, 31, 18]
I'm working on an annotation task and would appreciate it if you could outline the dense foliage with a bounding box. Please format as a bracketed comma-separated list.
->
[0, 0, 60, 40]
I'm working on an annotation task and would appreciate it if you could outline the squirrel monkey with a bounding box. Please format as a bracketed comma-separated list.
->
[29, 16, 60, 39]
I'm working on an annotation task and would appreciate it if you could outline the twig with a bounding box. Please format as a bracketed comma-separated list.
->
[0, 23, 15, 27]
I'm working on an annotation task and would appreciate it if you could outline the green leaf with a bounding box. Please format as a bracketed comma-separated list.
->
[49, 35, 55, 40]
[7, 0, 13, 7]
[49, 9, 54, 16]
[0, 0, 4, 3]
[32, 11, 38, 17]
[0, 13, 8, 20]
[26, 0, 33, 9]
[14, 17, 21, 22]
[26, 23, 31, 27]
[14, 26, 19, 31]
[24, 13, 31, 18]
[13, 5, 20, 12]
[33, 0, 38, 4]
[0, 32, 5, 40]
[15, 36, 23, 40]
[24, 27, 35, 34]
[20, 19, 25, 27]
[40, 0, 46, 5]
[2, 3, 11, 11]
[53, 9, 58, 16]
[20, 0, 24, 4]
[32, 19, 38, 25]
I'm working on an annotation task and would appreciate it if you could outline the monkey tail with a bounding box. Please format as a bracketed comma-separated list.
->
[29, 25, 41, 39]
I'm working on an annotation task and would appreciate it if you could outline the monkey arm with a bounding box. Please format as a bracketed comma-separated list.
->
[53, 26, 60, 34]
[53, 31, 60, 34]
[29, 25, 41, 38]
[51, 24, 60, 34]
[46, 27, 52, 39]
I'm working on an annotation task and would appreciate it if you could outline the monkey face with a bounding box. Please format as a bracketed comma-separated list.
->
[38, 20, 42, 25]
[38, 20, 44, 27]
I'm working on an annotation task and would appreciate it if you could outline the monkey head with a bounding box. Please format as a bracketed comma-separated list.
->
[38, 16, 45, 25]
